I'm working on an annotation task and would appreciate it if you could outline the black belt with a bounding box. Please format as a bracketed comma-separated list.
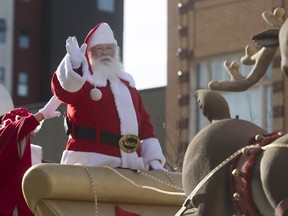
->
[74, 125, 121, 147]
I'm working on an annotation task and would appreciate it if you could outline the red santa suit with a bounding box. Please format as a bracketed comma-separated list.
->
[0, 108, 42, 216]
[51, 23, 166, 170]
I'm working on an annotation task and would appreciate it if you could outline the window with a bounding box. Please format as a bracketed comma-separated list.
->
[97, 0, 115, 12]
[19, 26, 30, 49]
[0, 67, 5, 82]
[17, 72, 29, 97]
[195, 54, 273, 132]
[0, 19, 6, 43]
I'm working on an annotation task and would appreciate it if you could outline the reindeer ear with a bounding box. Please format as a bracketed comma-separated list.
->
[251, 28, 280, 47]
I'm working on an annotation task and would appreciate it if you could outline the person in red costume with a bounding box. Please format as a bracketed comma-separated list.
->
[0, 96, 61, 216]
[51, 22, 166, 171]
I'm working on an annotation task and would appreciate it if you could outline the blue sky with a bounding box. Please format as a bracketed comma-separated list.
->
[123, 0, 167, 90]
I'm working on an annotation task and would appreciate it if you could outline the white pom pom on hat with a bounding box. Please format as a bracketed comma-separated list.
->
[84, 22, 117, 49]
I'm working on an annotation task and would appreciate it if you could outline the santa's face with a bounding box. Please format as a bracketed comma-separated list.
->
[88, 44, 116, 64]
[88, 44, 125, 81]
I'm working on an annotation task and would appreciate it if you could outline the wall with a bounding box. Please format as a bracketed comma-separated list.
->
[166, 0, 285, 169]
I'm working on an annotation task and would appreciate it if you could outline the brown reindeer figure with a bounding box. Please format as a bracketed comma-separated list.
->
[179, 7, 288, 216]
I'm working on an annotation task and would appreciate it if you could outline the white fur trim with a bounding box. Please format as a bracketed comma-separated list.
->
[61, 150, 147, 170]
[140, 138, 166, 165]
[109, 79, 142, 169]
[30, 144, 43, 165]
[120, 150, 146, 170]
[117, 72, 135, 88]
[109, 79, 138, 135]
[87, 23, 117, 49]
[56, 54, 89, 92]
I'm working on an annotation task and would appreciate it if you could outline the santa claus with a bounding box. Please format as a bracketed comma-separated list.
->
[51, 22, 166, 170]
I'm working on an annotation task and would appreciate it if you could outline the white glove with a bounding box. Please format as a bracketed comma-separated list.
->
[149, 160, 167, 171]
[39, 95, 62, 119]
[65, 36, 87, 68]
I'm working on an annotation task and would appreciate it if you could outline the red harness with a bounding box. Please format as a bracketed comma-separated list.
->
[230, 132, 284, 216]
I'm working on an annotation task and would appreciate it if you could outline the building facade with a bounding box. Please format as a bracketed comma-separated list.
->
[0, 0, 14, 94]
[166, 0, 287, 170]
[0, 0, 124, 106]
[1, 0, 168, 164]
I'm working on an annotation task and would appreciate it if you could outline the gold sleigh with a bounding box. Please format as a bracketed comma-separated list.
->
[22, 164, 184, 216]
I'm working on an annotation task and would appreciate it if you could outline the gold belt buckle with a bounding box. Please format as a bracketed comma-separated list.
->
[119, 134, 140, 153]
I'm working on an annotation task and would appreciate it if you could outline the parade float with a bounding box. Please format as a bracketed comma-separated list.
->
[17, 6, 288, 216]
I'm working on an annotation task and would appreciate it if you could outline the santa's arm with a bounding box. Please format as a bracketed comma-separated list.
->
[55, 36, 89, 93]
[141, 137, 166, 166]
[17, 96, 62, 139]
[55, 54, 88, 93]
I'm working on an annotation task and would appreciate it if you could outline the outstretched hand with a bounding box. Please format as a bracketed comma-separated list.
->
[39, 95, 62, 120]
[65, 36, 87, 68]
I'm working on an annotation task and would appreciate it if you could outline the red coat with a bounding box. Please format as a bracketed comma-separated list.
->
[52, 73, 155, 157]
[51, 55, 166, 169]
[0, 115, 39, 216]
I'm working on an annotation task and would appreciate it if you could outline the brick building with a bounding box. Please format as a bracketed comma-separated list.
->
[1, 0, 167, 163]
[166, 0, 287, 170]
[0, 0, 124, 106]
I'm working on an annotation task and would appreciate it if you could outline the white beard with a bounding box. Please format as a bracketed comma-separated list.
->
[90, 56, 125, 83]
[85, 54, 135, 88]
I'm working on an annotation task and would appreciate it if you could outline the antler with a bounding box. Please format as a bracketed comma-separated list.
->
[262, 7, 285, 28]
[208, 7, 285, 92]
[208, 45, 277, 91]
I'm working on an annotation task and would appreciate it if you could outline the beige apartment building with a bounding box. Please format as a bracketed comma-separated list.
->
[165, 0, 287, 170]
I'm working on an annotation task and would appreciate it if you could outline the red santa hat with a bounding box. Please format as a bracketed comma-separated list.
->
[84, 22, 117, 50]
[0, 82, 14, 117]
[1, 108, 31, 128]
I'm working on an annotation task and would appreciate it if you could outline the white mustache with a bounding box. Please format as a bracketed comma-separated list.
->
[100, 56, 112, 63]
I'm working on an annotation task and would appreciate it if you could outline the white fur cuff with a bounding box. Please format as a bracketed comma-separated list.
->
[140, 138, 166, 165]
[56, 54, 87, 92]
[120, 150, 146, 170]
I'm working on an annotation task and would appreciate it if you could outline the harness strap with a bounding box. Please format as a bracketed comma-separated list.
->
[175, 144, 257, 216]
[176, 132, 285, 216]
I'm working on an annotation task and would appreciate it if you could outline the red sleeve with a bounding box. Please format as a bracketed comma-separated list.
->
[134, 89, 156, 140]
[51, 72, 81, 104]
[17, 115, 39, 140]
